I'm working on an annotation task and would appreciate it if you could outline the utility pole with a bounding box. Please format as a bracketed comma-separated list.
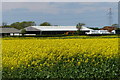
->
[107, 8, 113, 26]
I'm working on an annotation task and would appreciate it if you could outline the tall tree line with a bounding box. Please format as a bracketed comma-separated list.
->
[1, 21, 36, 30]
[1, 21, 53, 30]
[1, 21, 119, 30]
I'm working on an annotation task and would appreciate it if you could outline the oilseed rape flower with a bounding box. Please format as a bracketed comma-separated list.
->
[2, 37, 119, 78]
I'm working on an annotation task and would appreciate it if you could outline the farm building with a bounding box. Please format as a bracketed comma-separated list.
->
[86, 30, 116, 35]
[25, 26, 93, 35]
[0, 27, 20, 36]
[100, 26, 117, 32]
[86, 26, 117, 35]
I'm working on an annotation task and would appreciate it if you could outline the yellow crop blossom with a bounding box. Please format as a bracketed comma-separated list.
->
[77, 62, 81, 66]
[2, 38, 118, 71]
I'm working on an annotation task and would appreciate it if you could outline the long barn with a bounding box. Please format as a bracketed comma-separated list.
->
[0, 27, 20, 36]
[25, 26, 93, 35]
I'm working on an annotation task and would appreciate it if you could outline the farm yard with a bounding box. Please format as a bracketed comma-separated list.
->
[2, 35, 120, 79]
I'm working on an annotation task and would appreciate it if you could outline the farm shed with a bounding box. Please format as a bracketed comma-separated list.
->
[0, 27, 20, 36]
[25, 26, 93, 35]
[100, 26, 117, 32]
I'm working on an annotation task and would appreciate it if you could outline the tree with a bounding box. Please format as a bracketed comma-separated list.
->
[1, 22, 11, 28]
[2, 22, 7, 27]
[40, 22, 51, 26]
[10, 22, 21, 29]
[21, 29, 26, 36]
[76, 23, 85, 35]
[10, 21, 36, 30]
[112, 24, 118, 27]
[76, 23, 85, 30]
[20, 21, 36, 28]
[111, 24, 120, 30]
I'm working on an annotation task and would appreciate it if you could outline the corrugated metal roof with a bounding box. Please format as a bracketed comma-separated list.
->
[25, 27, 41, 31]
[25, 26, 92, 31]
[0, 28, 20, 33]
[80, 26, 93, 31]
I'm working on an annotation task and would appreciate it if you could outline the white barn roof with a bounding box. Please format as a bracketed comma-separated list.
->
[25, 26, 93, 31]
[80, 26, 93, 31]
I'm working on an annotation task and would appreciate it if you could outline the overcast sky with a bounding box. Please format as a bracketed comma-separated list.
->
[2, 0, 119, 2]
[2, 2, 118, 27]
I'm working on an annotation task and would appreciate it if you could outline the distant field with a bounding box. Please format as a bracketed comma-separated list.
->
[2, 35, 120, 79]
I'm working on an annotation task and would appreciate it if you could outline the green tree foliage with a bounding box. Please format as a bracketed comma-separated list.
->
[76, 23, 85, 30]
[76, 23, 85, 35]
[112, 24, 118, 27]
[10, 21, 36, 30]
[1, 22, 11, 28]
[111, 24, 120, 30]
[40, 22, 51, 26]
[2, 22, 7, 27]
[21, 29, 26, 36]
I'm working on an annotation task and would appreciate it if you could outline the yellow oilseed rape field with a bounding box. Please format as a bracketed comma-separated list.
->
[2, 37, 120, 79]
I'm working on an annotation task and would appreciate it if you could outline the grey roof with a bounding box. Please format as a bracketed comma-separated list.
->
[0, 28, 20, 33]
[25, 27, 40, 31]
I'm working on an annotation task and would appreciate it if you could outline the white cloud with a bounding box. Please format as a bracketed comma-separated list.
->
[2, 0, 119, 2]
